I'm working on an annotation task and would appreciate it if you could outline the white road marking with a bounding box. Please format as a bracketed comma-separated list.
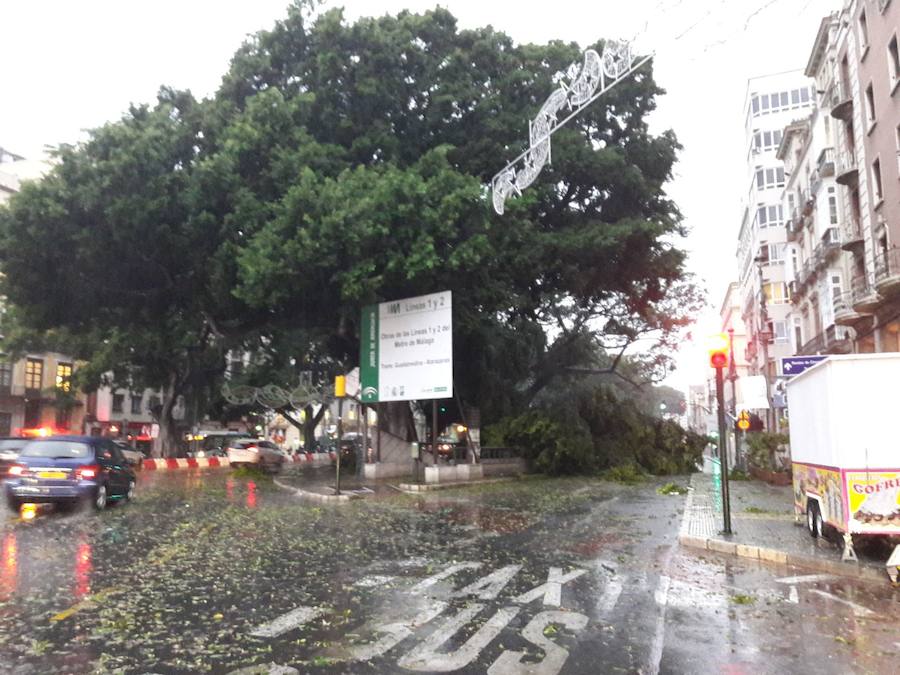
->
[250, 606, 324, 639]
[398, 604, 519, 672]
[410, 562, 481, 594]
[809, 589, 875, 617]
[597, 578, 624, 614]
[454, 564, 522, 600]
[514, 567, 586, 607]
[354, 575, 396, 588]
[775, 574, 836, 585]
[488, 610, 589, 675]
[788, 586, 799, 604]
[646, 574, 671, 675]
[349, 601, 448, 661]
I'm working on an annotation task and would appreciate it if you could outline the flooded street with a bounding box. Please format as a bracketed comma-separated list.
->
[1, 468, 899, 673]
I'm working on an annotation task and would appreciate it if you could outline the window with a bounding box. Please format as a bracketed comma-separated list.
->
[828, 187, 838, 225]
[24, 400, 40, 428]
[794, 317, 803, 349]
[767, 243, 784, 263]
[896, 123, 900, 174]
[859, 8, 869, 53]
[25, 358, 43, 392]
[764, 282, 789, 304]
[56, 407, 71, 430]
[831, 275, 843, 303]
[131, 393, 143, 415]
[865, 83, 876, 126]
[889, 35, 900, 91]
[0, 360, 11, 394]
[755, 167, 785, 190]
[112, 393, 124, 414]
[872, 157, 884, 203]
[773, 320, 788, 343]
[56, 363, 72, 392]
[0, 413, 10, 437]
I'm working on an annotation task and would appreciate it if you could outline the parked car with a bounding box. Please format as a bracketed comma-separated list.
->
[226, 438, 285, 472]
[0, 437, 28, 477]
[331, 433, 372, 470]
[113, 440, 145, 469]
[4, 436, 136, 511]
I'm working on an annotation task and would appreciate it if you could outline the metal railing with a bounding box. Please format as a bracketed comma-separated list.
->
[875, 248, 900, 284]
[480, 447, 521, 460]
[833, 289, 854, 315]
[835, 148, 858, 183]
[851, 273, 877, 305]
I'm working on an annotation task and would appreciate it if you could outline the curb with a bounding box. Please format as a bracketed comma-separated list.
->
[678, 533, 887, 584]
[396, 477, 519, 493]
[273, 478, 360, 503]
[142, 452, 335, 471]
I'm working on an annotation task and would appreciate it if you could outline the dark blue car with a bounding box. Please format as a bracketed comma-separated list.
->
[4, 436, 136, 512]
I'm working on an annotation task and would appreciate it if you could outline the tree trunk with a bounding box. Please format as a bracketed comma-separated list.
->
[152, 376, 182, 458]
[380, 401, 416, 441]
[303, 403, 326, 450]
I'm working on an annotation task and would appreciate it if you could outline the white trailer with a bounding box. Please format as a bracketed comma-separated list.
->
[787, 353, 900, 576]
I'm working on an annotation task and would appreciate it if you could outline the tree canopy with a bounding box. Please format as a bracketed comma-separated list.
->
[0, 2, 701, 452]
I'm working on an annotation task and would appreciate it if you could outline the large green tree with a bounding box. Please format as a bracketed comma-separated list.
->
[212, 4, 700, 422]
[0, 89, 252, 455]
[0, 3, 700, 451]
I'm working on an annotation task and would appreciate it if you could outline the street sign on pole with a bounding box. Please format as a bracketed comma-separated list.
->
[360, 291, 453, 403]
[781, 355, 827, 377]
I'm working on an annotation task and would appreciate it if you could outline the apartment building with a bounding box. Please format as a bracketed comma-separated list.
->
[779, 12, 855, 358]
[784, 0, 900, 354]
[737, 71, 817, 428]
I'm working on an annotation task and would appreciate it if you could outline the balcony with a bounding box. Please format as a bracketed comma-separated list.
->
[835, 149, 858, 187]
[851, 273, 880, 312]
[820, 227, 842, 260]
[833, 290, 865, 326]
[874, 248, 900, 298]
[799, 325, 853, 356]
[817, 147, 835, 177]
[785, 217, 801, 242]
[829, 80, 853, 121]
[841, 219, 864, 251]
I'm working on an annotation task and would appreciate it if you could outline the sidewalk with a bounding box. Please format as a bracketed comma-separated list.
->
[680, 472, 889, 583]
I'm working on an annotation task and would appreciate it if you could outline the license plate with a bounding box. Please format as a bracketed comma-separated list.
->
[37, 471, 67, 479]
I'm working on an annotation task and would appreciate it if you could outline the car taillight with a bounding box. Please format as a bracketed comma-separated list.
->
[246, 445, 259, 453]
[75, 465, 100, 480]
[8, 464, 28, 477]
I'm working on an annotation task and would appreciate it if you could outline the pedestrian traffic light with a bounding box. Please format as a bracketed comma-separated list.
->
[708, 332, 729, 369]
[736, 410, 751, 431]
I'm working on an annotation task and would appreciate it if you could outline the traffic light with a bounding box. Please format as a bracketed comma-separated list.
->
[708, 332, 729, 369]
[736, 410, 751, 431]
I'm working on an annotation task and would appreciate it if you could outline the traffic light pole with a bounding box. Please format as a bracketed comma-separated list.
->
[715, 365, 732, 534]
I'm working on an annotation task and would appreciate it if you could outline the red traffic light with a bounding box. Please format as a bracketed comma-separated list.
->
[708, 332, 729, 369]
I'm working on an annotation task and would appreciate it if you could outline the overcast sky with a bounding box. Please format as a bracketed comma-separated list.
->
[2, 0, 841, 389]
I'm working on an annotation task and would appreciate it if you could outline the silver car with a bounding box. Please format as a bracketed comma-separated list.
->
[226, 439, 285, 472]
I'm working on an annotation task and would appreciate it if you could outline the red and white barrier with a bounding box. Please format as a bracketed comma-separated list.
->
[141, 452, 335, 471]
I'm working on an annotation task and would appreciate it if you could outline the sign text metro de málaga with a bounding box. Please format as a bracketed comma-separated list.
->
[360, 291, 453, 403]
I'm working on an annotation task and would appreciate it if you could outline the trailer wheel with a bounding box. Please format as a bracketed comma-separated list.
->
[807, 500, 821, 538]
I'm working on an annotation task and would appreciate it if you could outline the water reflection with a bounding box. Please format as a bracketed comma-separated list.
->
[246, 481, 257, 509]
[0, 532, 16, 600]
[226, 477, 235, 502]
[74, 537, 92, 600]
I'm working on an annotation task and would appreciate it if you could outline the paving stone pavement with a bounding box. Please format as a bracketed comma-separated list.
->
[681, 472, 890, 582]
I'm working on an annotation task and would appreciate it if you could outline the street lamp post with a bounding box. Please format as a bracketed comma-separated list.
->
[709, 333, 733, 535]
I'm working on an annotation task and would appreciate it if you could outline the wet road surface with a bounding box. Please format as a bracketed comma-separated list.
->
[1, 468, 899, 674]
